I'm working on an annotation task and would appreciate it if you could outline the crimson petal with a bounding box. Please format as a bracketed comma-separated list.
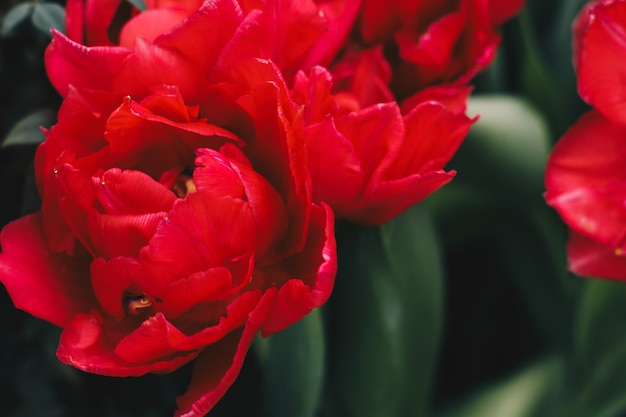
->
[45, 31, 132, 97]
[545, 110, 626, 250]
[0, 213, 96, 327]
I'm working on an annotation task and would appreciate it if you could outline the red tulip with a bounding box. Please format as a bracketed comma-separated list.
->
[64, 0, 360, 78]
[0, 1, 336, 415]
[545, 0, 626, 281]
[545, 110, 626, 280]
[292, 66, 475, 225]
[574, 0, 626, 125]
[357, 0, 525, 97]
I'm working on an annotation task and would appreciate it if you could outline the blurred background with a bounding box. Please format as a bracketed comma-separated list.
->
[3, 1, 624, 416]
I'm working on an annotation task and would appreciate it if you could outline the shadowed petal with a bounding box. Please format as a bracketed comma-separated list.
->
[174, 290, 274, 417]
[568, 231, 626, 280]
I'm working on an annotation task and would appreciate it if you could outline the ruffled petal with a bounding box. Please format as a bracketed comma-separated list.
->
[174, 289, 274, 417]
[158, 256, 253, 319]
[260, 203, 336, 335]
[194, 148, 289, 259]
[137, 192, 256, 298]
[231, 60, 311, 256]
[333, 102, 404, 182]
[57, 311, 198, 376]
[391, 100, 474, 177]
[104, 96, 239, 177]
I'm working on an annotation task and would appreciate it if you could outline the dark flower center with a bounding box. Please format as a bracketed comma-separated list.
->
[123, 293, 153, 316]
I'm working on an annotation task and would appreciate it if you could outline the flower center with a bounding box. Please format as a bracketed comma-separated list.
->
[123, 293, 153, 316]
[171, 175, 197, 198]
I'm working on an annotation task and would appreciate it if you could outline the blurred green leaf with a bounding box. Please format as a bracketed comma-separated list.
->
[425, 181, 502, 247]
[493, 204, 575, 347]
[576, 280, 626, 367]
[543, 0, 589, 134]
[457, 94, 551, 203]
[327, 204, 444, 417]
[440, 356, 564, 417]
[556, 280, 626, 417]
[516, 8, 564, 138]
[31, 2, 65, 36]
[2, 109, 55, 148]
[1, 3, 34, 36]
[261, 309, 325, 417]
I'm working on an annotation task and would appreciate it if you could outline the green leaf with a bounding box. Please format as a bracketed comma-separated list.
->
[440, 357, 564, 417]
[2, 109, 55, 148]
[575, 280, 626, 368]
[493, 204, 576, 347]
[31, 2, 66, 36]
[261, 309, 325, 417]
[126, 0, 147, 11]
[455, 95, 551, 204]
[425, 181, 501, 247]
[327, 204, 444, 417]
[1, 3, 34, 36]
[515, 8, 565, 139]
[556, 280, 626, 417]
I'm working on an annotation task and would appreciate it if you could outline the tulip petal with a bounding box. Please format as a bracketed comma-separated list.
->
[57, 311, 198, 376]
[232, 62, 311, 255]
[156, 0, 243, 72]
[114, 313, 191, 363]
[568, 231, 626, 281]
[174, 290, 274, 417]
[137, 192, 256, 297]
[88, 211, 167, 259]
[487, 0, 526, 26]
[94, 168, 177, 214]
[0, 213, 96, 327]
[261, 204, 336, 335]
[104, 96, 239, 177]
[113, 37, 206, 101]
[334, 102, 404, 183]
[353, 170, 455, 225]
[392, 101, 473, 176]
[159, 266, 238, 318]
[576, 0, 626, 124]
[545, 110, 626, 250]
[300, 0, 362, 70]
[45, 31, 132, 97]
[90, 256, 139, 318]
[305, 117, 366, 216]
[119, 8, 189, 50]
[194, 148, 289, 259]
